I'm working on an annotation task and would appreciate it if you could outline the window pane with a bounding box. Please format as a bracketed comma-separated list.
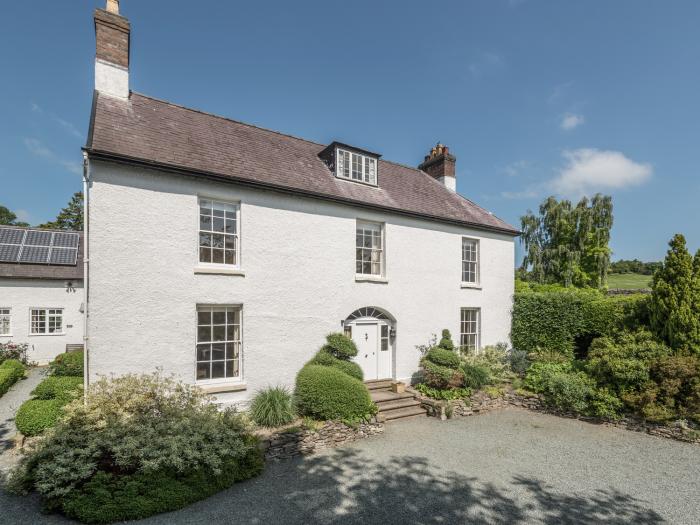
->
[197, 362, 210, 380]
[199, 200, 212, 214]
[199, 232, 212, 247]
[225, 219, 236, 234]
[212, 342, 226, 360]
[212, 310, 226, 324]
[212, 234, 225, 249]
[212, 325, 226, 341]
[211, 361, 225, 379]
[200, 215, 212, 231]
[199, 247, 211, 263]
[227, 324, 240, 342]
[227, 310, 239, 324]
[198, 310, 211, 325]
[213, 217, 225, 233]
[212, 249, 224, 264]
[225, 360, 234, 378]
[197, 344, 211, 361]
[197, 325, 211, 342]
[224, 250, 235, 265]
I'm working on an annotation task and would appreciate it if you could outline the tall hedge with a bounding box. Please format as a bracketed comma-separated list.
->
[511, 284, 648, 357]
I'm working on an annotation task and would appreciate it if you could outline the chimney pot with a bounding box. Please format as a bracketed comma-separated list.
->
[106, 0, 119, 14]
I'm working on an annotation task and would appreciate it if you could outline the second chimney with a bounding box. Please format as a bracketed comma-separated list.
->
[418, 143, 457, 192]
[94, 0, 130, 99]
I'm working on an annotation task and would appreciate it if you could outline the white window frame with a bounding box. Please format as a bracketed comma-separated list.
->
[198, 198, 241, 269]
[336, 148, 377, 186]
[462, 237, 480, 286]
[460, 308, 480, 353]
[0, 308, 11, 336]
[195, 305, 243, 385]
[29, 308, 64, 336]
[356, 220, 385, 277]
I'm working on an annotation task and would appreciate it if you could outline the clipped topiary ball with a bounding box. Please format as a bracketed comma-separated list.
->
[438, 329, 455, 351]
[322, 333, 358, 360]
[294, 364, 375, 420]
[309, 350, 364, 381]
[425, 347, 461, 369]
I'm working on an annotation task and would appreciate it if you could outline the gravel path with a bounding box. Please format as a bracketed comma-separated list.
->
[0, 367, 46, 473]
[1, 408, 698, 524]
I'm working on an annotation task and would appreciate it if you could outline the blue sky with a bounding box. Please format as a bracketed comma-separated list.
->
[1, 0, 698, 262]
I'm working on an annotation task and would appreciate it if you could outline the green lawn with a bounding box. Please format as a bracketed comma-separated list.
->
[607, 273, 652, 290]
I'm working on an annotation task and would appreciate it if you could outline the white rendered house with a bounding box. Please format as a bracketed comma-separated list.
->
[83, 2, 518, 405]
[0, 227, 84, 365]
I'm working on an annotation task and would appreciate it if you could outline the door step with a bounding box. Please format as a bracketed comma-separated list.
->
[382, 405, 427, 421]
[374, 398, 422, 412]
[364, 379, 394, 391]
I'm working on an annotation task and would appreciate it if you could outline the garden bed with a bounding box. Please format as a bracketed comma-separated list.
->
[411, 384, 700, 444]
[258, 419, 384, 460]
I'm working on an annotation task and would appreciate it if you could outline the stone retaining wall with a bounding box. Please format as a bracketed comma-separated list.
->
[259, 420, 384, 460]
[411, 386, 699, 444]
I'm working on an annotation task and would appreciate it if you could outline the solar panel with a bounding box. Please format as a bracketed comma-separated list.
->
[0, 228, 79, 266]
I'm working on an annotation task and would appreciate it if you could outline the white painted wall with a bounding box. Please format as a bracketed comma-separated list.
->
[0, 278, 84, 364]
[95, 59, 128, 99]
[87, 161, 515, 405]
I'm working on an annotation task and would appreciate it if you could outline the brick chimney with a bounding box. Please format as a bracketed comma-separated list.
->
[418, 143, 456, 192]
[94, 0, 130, 99]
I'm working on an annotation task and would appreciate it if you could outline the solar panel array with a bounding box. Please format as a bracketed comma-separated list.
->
[0, 228, 79, 266]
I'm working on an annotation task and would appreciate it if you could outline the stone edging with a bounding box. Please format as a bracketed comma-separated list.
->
[258, 420, 384, 460]
[410, 386, 700, 445]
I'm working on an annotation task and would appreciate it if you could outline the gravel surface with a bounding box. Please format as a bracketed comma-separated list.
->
[1, 408, 698, 524]
[0, 367, 46, 473]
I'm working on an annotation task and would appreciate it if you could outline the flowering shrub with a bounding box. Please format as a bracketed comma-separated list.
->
[0, 341, 29, 365]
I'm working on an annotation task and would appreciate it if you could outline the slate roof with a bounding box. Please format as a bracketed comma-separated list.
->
[0, 228, 83, 281]
[86, 92, 518, 235]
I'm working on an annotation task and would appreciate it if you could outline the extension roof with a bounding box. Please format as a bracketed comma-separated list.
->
[85, 92, 518, 235]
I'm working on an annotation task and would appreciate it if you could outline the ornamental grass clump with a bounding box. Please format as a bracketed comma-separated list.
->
[8, 373, 263, 524]
[249, 386, 296, 428]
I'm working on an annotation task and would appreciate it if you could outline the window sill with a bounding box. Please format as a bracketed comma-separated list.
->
[0, 334, 12, 338]
[194, 266, 245, 276]
[460, 283, 482, 290]
[29, 333, 65, 337]
[198, 382, 247, 394]
[355, 275, 389, 284]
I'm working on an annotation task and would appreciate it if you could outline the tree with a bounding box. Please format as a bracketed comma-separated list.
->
[0, 205, 29, 227]
[39, 192, 83, 231]
[519, 194, 613, 288]
[649, 234, 700, 353]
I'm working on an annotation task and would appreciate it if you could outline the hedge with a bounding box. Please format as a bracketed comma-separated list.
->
[15, 398, 65, 437]
[0, 359, 25, 397]
[511, 286, 649, 357]
[294, 364, 375, 421]
[308, 350, 364, 381]
[58, 446, 264, 524]
[49, 351, 84, 377]
[31, 376, 83, 402]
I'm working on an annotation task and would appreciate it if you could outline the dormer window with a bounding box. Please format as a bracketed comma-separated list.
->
[319, 142, 381, 187]
[337, 148, 377, 185]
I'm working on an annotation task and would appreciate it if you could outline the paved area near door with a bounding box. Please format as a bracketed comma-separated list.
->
[0, 367, 45, 474]
[1, 408, 698, 524]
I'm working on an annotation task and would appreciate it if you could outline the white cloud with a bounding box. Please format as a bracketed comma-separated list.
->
[24, 137, 81, 175]
[561, 113, 585, 130]
[551, 148, 652, 196]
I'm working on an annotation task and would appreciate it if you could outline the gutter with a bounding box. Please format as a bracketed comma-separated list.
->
[82, 148, 521, 237]
[82, 151, 90, 400]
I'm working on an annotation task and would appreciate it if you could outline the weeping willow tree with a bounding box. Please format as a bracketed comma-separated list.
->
[520, 194, 613, 288]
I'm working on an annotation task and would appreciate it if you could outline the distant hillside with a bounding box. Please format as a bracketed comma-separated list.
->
[610, 259, 661, 276]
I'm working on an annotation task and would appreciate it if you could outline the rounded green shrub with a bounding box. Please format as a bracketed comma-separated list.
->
[49, 352, 84, 377]
[32, 376, 83, 402]
[0, 359, 25, 396]
[421, 359, 464, 390]
[321, 333, 358, 360]
[461, 363, 491, 389]
[294, 364, 375, 421]
[249, 386, 296, 428]
[15, 399, 65, 437]
[308, 350, 363, 381]
[8, 373, 263, 523]
[438, 329, 455, 351]
[425, 347, 460, 369]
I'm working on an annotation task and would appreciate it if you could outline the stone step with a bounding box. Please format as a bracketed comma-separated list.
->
[371, 390, 416, 403]
[375, 398, 422, 412]
[382, 405, 428, 421]
[365, 379, 394, 391]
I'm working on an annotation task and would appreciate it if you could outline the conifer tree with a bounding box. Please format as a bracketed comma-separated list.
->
[650, 234, 700, 353]
[39, 192, 83, 231]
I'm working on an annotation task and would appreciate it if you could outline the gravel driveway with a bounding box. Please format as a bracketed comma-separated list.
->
[1, 408, 698, 524]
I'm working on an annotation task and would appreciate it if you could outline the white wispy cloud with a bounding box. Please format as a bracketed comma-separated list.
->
[24, 137, 81, 175]
[548, 81, 573, 104]
[468, 51, 504, 77]
[551, 148, 652, 196]
[560, 113, 585, 130]
[499, 149, 652, 200]
[30, 102, 84, 139]
[503, 160, 530, 177]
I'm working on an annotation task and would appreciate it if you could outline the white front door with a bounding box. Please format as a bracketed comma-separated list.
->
[353, 322, 378, 380]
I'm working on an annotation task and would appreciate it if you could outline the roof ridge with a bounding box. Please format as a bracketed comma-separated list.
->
[128, 91, 426, 175]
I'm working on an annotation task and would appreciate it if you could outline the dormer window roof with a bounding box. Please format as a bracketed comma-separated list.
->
[319, 142, 381, 187]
